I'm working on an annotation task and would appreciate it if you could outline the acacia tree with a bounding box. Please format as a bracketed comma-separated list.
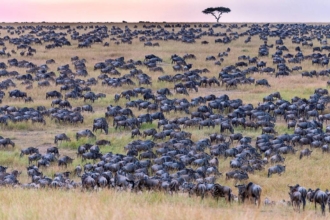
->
[202, 7, 231, 23]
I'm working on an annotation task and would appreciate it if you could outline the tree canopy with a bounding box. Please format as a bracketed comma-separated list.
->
[202, 7, 231, 23]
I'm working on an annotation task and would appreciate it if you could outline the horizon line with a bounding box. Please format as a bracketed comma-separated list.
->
[3, 21, 330, 24]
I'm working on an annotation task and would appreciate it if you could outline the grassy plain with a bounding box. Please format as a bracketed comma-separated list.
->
[0, 22, 329, 219]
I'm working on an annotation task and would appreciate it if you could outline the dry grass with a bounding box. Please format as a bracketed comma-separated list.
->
[0, 188, 325, 220]
[0, 22, 329, 219]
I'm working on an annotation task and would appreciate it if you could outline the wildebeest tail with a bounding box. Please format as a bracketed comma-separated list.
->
[256, 187, 262, 207]
[321, 201, 326, 215]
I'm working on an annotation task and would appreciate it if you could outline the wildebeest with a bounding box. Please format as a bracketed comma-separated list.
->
[143, 128, 157, 138]
[189, 182, 207, 200]
[322, 145, 330, 153]
[81, 152, 102, 162]
[211, 183, 232, 203]
[270, 154, 285, 164]
[221, 121, 234, 133]
[255, 79, 271, 87]
[268, 165, 286, 177]
[289, 191, 302, 212]
[0, 138, 15, 148]
[131, 129, 141, 138]
[76, 129, 96, 140]
[9, 89, 27, 99]
[46, 90, 62, 99]
[229, 133, 243, 143]
[47, 147, 60, 157]
[236, 182, 262, 207]
[262, 127, 278, 135]
[308, 188, 328, 215]
[299, 148, 312, 159]
[288, 184, 307, 211]
[20, 147, 39, 157]
[95, 139, 111, 146]
[81, 174, 96, 190]
[93, 118, 108, 135]
[54, 133, 71, 144]
[28, 153, 42, 165]
[58, 156, 74, 168]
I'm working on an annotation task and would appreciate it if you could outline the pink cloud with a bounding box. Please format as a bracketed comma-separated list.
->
[1, 0, 330, 23]
[0, 0, 220, 22]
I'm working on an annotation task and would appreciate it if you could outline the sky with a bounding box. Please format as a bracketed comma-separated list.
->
[1, 0, 330, 23]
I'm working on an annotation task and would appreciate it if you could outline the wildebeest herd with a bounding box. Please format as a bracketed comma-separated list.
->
[2, 22, 330, 215]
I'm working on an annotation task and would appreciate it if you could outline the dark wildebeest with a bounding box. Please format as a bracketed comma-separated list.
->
[47, 147, 60, 157]
[189, 182, 207, 200]
[255, 79, 271, 87]
[211, 183, 232, 203]
[143, 128, 157, 138]
[95, 140, 111, 146]
[299, 148, 312, 159]
[54, 133, 71, 144]
[268, 165, 286, 177]
[229, 133, 243, 143]
[221, 122, 234, 133]
[270, 154, 285, 164]
[236, 182, 262, 207]
[322, 145, 330, 153]
[0, 138, 15, 148]
[76, 129, 96, 140]
[262, 127, 278, 135]
[20, 147, 39, 157]
[93, 119, 108, 135]
[308, 188, 327, 215]
[81, 174, 96, 190]
[288, 184, 307, 211]
[82, 152, 102, 162]
[28, 153, 42, 165]
[46, 90, 62, 99]
[58, 156, 74, 168]
[131, 129, 141, 138]
[289, 191, 302, 212]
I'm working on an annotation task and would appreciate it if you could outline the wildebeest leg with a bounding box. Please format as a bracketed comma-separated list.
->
[302, 197, 306, 211]
[315, 201, 317, 211]
[228, 192, 232, 203]
[201, 191, 205, 200]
